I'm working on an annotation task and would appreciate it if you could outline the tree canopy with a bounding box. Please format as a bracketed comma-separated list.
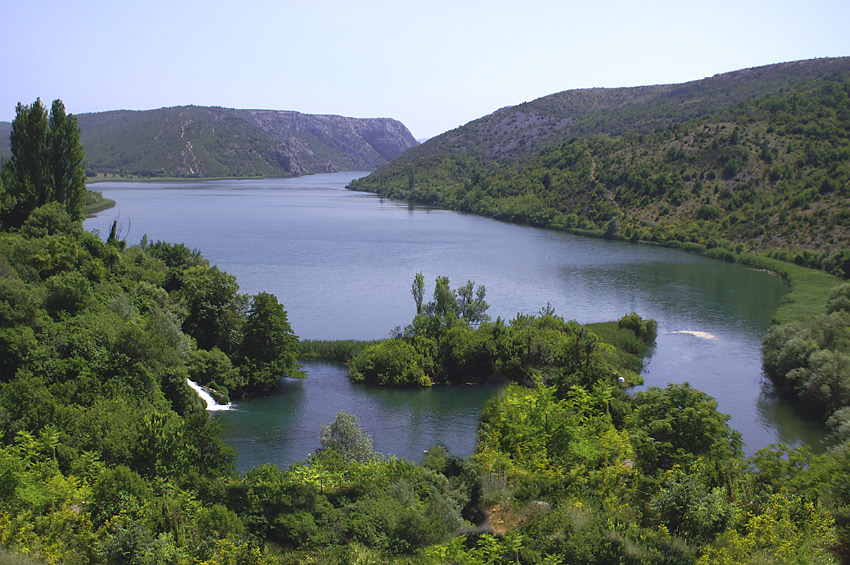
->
[4, 96, 850, 563]
[1, 99, 86, 229]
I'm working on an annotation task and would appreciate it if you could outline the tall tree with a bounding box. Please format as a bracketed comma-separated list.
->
[48, 99, 86, 220]
[179, 265, 245, 354]
[627, 382, 743, 473]
[456, 279, 490, 327]
[309, 411, 381, 464]
[238, 291, 302, 389]
[1, 98, 86, 229]
[2, 99, 49, 228]
[412, 271, 425, 315]
[420, 275, 490, 328]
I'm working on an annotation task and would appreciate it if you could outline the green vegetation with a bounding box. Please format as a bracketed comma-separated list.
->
[0, 202, 304, 561]
[763, 280, 850, 436]
[6, 81, 850, 562]
[297, 339, 376, 363]
[346, 275, 653, 388]
[1, 99, 87, 229]
[82, 190, 115, 217]
[352, 77, 850, 265]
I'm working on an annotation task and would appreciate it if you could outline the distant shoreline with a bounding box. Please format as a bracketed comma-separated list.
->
[83, 190, 116, 216]
[85, 172, 296, 184]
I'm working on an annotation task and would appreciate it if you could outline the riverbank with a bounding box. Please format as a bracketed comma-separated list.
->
[729, 252, 842, 325]
[345, 182, 843, 328]
[83, 189, 115, 216]
[493, 226, 841, 328]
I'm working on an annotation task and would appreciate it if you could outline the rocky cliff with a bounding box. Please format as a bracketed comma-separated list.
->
[0, 105, 418, 178]
[242, 110, 418, 173]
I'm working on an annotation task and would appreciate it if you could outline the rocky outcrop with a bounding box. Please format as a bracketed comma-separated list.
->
[241, 109, 418, 173]
[65, 105, 417, 178]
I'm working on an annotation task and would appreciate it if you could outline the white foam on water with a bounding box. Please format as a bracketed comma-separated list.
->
[187, 379, 232, 411]
[669, 330, 719, 340]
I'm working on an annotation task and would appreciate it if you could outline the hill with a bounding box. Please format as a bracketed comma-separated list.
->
[360, 57, 850, 169]
[350, 58, 850, 270]
[0, 105, 418, 178]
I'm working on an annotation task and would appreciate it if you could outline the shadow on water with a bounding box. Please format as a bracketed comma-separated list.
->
[756, 382, 831, 453]
[214, 361, 504, 472]
[86, 173, 827, 467]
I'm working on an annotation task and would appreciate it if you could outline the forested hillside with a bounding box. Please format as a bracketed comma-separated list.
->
[352, 74, 850, 272]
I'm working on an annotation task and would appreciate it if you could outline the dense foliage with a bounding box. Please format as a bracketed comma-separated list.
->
[348, 275, 654, 388]
[5, 94, 850, 563]
[0, 208, 289, 561]
[1, 99, 87, 229]
[352, 76, 850, 271]
[763, 282, 850, 440]
[0, 107, 303, 561]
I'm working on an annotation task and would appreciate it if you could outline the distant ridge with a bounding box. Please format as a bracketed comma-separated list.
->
[0, 106, 419, 178]
[360, 57, 850, 169]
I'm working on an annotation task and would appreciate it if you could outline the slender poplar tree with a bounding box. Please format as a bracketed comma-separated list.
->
[1, 98, 86, 229]
[48, 99, 87, 220]
[1, 99, 49, 228]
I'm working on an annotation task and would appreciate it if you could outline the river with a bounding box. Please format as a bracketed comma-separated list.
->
[85, 172, 825, 470]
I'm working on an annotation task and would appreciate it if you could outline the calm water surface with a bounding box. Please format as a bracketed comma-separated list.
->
[85, 172, 825, 470]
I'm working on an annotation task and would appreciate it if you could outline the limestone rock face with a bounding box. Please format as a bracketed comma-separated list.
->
[64, 105, 418, 178]
[243, 109, 419, 173]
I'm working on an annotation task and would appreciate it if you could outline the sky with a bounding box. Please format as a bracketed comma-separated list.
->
[2, 0, 849, 140]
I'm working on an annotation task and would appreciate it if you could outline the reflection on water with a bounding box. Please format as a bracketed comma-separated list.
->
[755, 385, 830, 452]
[85, 172, 826, 468]
[215, 362, 502, 471]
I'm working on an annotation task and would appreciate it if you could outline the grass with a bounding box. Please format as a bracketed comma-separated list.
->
[83, 189, 115, 216]
[0, 549, 46, 565]
[727, 253, 842, 325]
[298, 339, 377, 363]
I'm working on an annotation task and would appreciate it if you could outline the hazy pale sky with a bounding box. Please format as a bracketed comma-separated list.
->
[2, 0, 848, 139]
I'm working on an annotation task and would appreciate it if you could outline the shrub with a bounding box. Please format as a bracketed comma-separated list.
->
[348, 339, 430, 386]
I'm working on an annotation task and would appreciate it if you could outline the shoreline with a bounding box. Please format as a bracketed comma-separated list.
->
[85, 172, 298, 184]
[345, 185, 842, 326]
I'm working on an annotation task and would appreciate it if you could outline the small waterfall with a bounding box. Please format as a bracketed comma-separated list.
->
[187, 379, 232, 411]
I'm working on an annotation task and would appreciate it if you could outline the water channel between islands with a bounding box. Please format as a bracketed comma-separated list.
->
[85, 172, 825, 471]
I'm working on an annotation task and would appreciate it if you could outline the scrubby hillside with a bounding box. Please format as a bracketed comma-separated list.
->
[362, 57, 850, 169]
[352, 71, 850, 274]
